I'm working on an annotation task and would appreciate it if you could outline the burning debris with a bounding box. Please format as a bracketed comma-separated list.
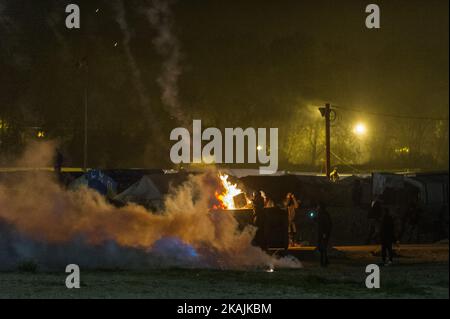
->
[213, 173, 250, 210]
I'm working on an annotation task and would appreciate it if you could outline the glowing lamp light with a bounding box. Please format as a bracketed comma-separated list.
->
[257, 145, 263, 151]
[353, 123, 367, 136]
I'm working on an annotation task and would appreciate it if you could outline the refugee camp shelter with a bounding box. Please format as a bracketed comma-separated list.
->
[406, 172, 448, 208]
[69, 169, 117, 197]
[114, 173, 189, 210]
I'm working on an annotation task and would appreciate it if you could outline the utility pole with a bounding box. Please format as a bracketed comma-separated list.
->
[83, 59, 89, 172]
[325, 103, 331, 178]
[319, 103, 332, 178]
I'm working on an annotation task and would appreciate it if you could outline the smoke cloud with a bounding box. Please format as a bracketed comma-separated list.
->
[146, 0, 186, 125]
[0, 142, 301, 271]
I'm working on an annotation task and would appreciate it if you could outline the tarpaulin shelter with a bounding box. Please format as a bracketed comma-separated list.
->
[406, 172, 449, 207]
[69, 169, 117, 198]
[102, 169, 164, 193]
[114, 175, 162, 205]
[114, 173, 190, 210]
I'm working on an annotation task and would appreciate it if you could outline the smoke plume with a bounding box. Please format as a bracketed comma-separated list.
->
[0, 1, 11, 30]
[114, 0, 153, 112]
[0, 142, 301, 270]
[146, 0, 186, 125]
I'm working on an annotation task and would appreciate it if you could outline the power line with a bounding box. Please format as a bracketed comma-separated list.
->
[332, 105, 449, 121]
[330, 151, 362, 173]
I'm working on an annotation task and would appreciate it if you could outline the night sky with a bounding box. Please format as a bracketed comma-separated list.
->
[0, 0, 448, 169]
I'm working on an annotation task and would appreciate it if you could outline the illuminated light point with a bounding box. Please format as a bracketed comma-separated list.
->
[114, 42, 118, 47]
[37, 130, 46, 138]
[266, 265, 275, 273]
[95, 8, 100, 13]
[395, 146, 410, 154]
[257, 145, 263, 151]
[353, 123, 367, 136]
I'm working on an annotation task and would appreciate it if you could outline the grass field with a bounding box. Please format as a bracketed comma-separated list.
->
[0, 245, 448, 299]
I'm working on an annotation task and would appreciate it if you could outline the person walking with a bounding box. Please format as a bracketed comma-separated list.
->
[366, 196, 383, 244]
[252, 191, 267, 251]
[380, 208, 396, 266]
[284, 193, 300, 246]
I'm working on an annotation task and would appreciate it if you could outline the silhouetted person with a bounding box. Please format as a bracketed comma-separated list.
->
[54, 148, 64, 180]
[380, 208, 396, 266]
[352, 179, 362, 207]
[252, 190, 266, 250]
[284, 193, 300, 246]
[329, 167, 340, 183]
[316, 202, 332, 267]
[262, 191, 274, 208]
[366, 196, 383, 244]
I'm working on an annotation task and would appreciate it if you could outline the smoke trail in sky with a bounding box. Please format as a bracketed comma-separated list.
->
[0, 1, 8, 28]
[114, 0, 152, 111]
[0, 1, 15, 32]
[145, 0, 186, 125]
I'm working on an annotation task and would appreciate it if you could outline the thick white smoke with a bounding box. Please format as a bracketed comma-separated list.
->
[0, 142, 301, 271]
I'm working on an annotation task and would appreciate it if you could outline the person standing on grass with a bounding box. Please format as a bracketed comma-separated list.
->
[316, 202, 332, 267]
[380, 208, 396, 266]
[366, 195, 383, 244]
[284, 192, 300, 246]
[252, 190, 267, 251]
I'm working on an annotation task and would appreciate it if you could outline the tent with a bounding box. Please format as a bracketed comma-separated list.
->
[114, 173, 190, 210]
[69, 169, 117, 198]
[114, 175, 162, 205]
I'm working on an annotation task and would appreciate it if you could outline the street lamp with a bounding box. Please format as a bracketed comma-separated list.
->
[353, 123, 367, 136]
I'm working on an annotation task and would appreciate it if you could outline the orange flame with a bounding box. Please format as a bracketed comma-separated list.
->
[214, 173, 244, 210]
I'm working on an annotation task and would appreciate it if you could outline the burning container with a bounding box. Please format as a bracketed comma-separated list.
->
[226, 207, 289, 250]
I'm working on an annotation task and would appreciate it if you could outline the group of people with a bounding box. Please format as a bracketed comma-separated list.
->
[250, 187, 413, 267]
[251, 190, 333, 267]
